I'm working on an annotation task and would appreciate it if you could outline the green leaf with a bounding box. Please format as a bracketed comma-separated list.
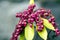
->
[37, 27, 48, 40]
[19, 32, 25, 40]
[30, 0, 34, 5]
[42, 18, 55, 31]
[25, 24, 34, 40]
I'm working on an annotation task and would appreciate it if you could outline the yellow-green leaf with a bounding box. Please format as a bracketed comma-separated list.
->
[37, 27, 48, 40]
[19, 33, 25, 40]
[29, 0, 34, 5]
[42, 18, 55, 31]
[25, 24, 34, 40]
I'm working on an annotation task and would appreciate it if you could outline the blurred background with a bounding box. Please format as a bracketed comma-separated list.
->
[0, 0, 60, 40]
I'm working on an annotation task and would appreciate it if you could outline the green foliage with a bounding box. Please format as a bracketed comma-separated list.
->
[25, 24, 34, 40]
[19, 32, 25, 40]
[42, 18, 55, 31]
[37, 27, 47, 40]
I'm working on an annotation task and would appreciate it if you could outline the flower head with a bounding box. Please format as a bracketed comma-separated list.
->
[10, 0, 60, 40]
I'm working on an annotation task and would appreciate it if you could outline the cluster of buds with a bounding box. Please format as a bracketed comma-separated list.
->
[10, 4, 60, 40]
[48, 15, 60, 35]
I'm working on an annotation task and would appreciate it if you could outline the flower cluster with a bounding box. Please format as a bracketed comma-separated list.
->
[10, 4, 60, 40]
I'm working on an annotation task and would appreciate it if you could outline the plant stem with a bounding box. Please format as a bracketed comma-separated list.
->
[47, 30, 51, 40]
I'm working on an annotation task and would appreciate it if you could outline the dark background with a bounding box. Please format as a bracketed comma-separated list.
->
[0, 0, 60, 40]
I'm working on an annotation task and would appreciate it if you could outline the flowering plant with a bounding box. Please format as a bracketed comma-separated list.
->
[10, 0, 60, 40]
